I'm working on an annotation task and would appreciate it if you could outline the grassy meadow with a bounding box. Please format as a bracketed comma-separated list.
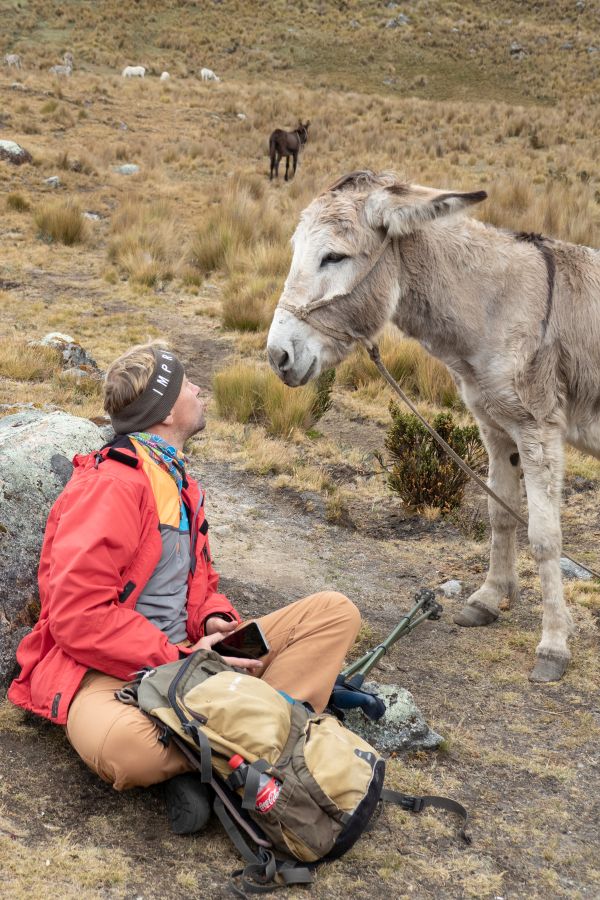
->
[1, 1, 600, 897]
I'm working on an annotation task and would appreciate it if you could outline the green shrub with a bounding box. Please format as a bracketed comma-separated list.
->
[383, 404, 486, 512]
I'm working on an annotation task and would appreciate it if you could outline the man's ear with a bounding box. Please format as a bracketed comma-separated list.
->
[160, 410, 175, 427]
[365, 182, 487, 237]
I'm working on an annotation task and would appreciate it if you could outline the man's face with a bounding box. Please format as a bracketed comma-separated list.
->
[170, 375, 207, 441]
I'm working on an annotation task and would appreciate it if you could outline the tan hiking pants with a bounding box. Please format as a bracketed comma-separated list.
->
[65, 591, 361, 790]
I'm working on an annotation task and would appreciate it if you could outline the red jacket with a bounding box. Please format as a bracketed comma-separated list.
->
[8, 439, 240, 724]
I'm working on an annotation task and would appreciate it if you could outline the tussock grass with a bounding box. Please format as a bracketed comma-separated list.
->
[222, 275, 280, 332]
[213, 360, 318, 437]
[183, 176, 289, 281]
[108, 198, 180, 285]
[338, 331, 459, 407]
[0, 339, 61, 381]
[34, 199, 88, 245]
[482, 176, 600, 247]
[6, 192, 30, 212]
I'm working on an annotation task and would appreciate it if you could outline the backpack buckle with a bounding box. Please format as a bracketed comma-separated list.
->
[399, 794, 424, 813]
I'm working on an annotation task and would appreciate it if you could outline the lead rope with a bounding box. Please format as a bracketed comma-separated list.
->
[364, 339, 600, 580]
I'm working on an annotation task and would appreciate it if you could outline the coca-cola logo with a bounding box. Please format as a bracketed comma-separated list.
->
[256, 784, 280, 813]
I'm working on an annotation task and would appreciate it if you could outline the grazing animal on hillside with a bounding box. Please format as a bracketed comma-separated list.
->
[160, 71, 170, 81]
[200, 67, 220, 82]
[49, 62, 72, 77]
[122, 65, 145, 78]
[267, 169, 600, 683]
[4, 53, 21, 69]
[269, 121, 310, 181]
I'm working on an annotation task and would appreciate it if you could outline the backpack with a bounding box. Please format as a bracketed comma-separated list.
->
[118, 650, 469, 892]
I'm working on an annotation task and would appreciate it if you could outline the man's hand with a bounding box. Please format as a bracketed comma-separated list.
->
[204, 616, 237, 636]
[189, 628, 263, 673]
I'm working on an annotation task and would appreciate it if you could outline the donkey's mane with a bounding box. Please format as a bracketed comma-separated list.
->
[324, 170, 400, 195]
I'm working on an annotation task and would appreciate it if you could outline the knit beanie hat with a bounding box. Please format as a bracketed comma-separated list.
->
[109, 347, 184, 434]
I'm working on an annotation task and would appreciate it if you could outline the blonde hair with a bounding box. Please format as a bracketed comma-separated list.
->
[103, 341, 167, 417]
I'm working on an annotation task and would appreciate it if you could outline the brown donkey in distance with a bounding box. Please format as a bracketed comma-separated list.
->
[269, 121, 310, 181]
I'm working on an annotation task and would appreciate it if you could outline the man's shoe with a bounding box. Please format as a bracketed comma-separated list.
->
[163, 773, 212, 835]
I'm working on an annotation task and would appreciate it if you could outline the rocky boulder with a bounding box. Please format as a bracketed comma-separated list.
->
[0, 139, 32, 165]
[0, 409, 103, 693]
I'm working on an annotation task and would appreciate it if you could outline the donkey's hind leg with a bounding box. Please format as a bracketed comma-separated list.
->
[519, 425, 573, 682]
[284, 154, 290, 182]
[455, 422, 521, 627]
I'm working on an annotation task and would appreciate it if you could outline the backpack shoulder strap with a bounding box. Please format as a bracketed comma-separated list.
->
[213, 796, 314, 895]
[381, 788, 471, 844]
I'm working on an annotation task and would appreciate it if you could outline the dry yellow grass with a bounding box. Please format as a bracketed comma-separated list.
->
[213, 359, 318, 437]
[34, 199, 88, 245]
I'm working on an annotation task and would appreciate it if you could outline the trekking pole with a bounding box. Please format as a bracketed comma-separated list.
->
[341, 588, 442, 681]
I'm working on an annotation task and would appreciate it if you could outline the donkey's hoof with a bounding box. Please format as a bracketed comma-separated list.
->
[453, 601, 499, 627]
[529, 652, 569, 683]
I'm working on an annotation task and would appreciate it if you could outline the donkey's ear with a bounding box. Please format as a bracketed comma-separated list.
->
[365, 183, 487, 237]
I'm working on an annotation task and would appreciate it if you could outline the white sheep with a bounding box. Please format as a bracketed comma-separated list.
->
[4, 53, 21, 69]
[122, 65, 146, 78]
[49, 63, 72, 77]
[160, 71, 170, 81]
[200, 67, 220, 82]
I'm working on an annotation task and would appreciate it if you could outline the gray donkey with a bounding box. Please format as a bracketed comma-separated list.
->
[267, 170, 600, 683]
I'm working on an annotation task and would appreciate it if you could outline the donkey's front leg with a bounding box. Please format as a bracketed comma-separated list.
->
[519, 427, 573, 682]
[455, 423, 521, 627]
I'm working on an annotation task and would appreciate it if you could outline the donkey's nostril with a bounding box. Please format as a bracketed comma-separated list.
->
[269, 347, 290, 372]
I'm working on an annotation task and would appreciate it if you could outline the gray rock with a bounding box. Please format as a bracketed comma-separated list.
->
[559, 557, 593, 580]
[37, 333, 99, 371]
[0, 409, 104, 693]
[44, 175, 61, 188]
[342, 682, 444, 753]
[509, 41, 527, 58]
[0, 139, 32, 165]
[385, 13, 409, 27]
[114, 163, 139, 175]
[438, 579, 462, 598]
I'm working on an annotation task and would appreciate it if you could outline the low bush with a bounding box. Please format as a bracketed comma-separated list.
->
[383, 404, 486, 512]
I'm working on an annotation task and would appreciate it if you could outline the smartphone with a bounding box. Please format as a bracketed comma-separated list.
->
[212, 621, 270, 659]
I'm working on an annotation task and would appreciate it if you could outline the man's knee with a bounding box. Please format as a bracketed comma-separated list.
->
[99, 710, 171, 790]
[316, 591, 361, 631]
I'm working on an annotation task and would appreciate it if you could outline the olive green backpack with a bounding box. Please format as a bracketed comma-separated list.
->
[118, 650, 469, 893]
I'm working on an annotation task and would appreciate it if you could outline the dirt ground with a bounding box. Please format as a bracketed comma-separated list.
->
[2, 317, 600, 900]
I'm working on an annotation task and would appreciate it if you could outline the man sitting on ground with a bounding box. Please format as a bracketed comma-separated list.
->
[8, 342, 361, 834]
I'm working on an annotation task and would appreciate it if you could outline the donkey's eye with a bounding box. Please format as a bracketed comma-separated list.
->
[320, 252, 349, 267]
